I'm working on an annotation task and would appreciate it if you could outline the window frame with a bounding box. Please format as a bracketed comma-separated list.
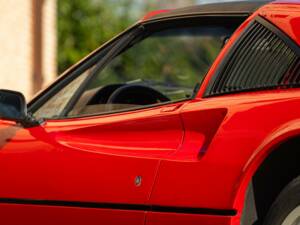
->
[28, 23, 139, 116]
[29, 15, 247, 120]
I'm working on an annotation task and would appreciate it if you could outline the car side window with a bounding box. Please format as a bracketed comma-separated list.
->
[34, 69, 91, 119]
[33, 20, 235, 119]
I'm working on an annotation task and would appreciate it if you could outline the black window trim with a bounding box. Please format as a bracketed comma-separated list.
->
[204, 15, 300, 98]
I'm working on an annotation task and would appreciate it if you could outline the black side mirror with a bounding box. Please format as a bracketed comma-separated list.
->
[0, 89, 41, 127]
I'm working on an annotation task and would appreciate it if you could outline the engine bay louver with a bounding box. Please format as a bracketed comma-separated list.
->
[206, 18, 300, 97]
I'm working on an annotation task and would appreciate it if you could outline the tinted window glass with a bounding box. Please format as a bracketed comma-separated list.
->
[34, 21, 235, 119]
[68, 25, 230, 117]
[34, 70, 91, 119]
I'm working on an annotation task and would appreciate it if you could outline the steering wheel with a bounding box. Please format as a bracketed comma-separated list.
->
[107, 84, 170, 105]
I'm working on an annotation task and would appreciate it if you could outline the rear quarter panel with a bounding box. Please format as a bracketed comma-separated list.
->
[150, 89, 300, 218]
[149, 3, 300, 218]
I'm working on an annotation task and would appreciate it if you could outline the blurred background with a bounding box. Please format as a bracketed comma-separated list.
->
[0, 0, 211, 100]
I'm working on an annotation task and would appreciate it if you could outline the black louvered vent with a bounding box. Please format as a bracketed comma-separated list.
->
[206, 20, 300, 96]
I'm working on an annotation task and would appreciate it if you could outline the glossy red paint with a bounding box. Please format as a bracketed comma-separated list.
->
[260, 1, 300, 46]
[0, 204, 146, 225]
[151, 89, 300, 210]
[0, 1, 300, 225]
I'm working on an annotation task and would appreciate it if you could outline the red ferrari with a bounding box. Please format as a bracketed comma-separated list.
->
[0, 0, 300, 224]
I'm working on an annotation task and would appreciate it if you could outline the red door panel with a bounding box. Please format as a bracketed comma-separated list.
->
[0, 122, 60, 200]
[0, 204, 145, 225]
[0, 104, 184, 224]
[48, 105, 183, 204]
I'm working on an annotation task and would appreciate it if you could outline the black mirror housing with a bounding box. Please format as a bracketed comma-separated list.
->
[0, 89, 27, 121]
[0, 89, 42, 127]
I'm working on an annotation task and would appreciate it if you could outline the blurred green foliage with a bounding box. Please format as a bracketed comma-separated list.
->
[58, 0, 153, 73]
[92, 31, 223, 94]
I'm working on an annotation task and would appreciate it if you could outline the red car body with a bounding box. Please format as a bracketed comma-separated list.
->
[0, 1, 300, 225]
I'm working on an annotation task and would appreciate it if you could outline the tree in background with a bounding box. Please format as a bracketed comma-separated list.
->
[57, 0, 196, 73]
[58, 0, 133, 73]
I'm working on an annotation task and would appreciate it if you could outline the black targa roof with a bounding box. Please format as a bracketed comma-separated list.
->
[145, 0, 273, 21]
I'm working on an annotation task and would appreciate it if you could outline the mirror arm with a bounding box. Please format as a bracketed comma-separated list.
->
[18, 114, 44, 128]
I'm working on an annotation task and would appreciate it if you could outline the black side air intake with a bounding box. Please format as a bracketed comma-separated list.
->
[205, 17, 300, 97]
